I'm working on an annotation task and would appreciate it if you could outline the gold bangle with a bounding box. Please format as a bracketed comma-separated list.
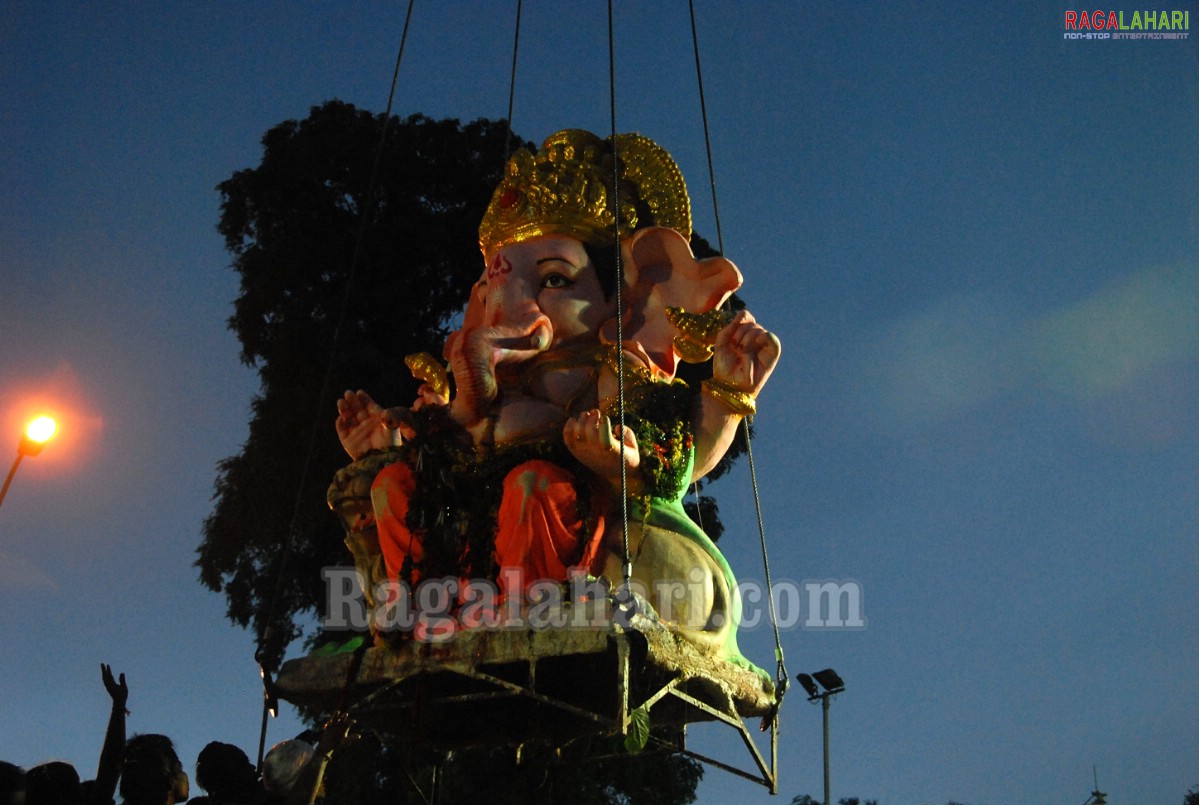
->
[702, 378, 756, 417]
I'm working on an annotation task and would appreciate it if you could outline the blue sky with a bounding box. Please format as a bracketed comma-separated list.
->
[1, 2, 1196, 803]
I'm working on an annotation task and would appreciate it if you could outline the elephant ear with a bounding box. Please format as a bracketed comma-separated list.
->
[601, 227, 742, 378]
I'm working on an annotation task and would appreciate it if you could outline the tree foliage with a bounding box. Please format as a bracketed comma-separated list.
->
[198, 101, 527, 663]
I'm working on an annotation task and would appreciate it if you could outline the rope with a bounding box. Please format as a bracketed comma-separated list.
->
[607, 0, 634, 603]
[253, 0, 417, 760]
[687, 0, 788, 699]
[744, 420, 788, 697]
[502, 0, 523, 162]
[689, 479, 706, 533]
[688, 0, 725, 256]
[684, 0, 719, 536]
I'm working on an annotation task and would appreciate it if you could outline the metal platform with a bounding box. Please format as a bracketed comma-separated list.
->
[277, 603, 781, 791]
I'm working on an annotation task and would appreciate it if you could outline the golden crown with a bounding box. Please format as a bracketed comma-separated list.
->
[478, 129, 691, 256]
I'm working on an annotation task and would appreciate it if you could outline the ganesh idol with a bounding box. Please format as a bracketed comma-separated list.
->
[331, 129, 779, 669]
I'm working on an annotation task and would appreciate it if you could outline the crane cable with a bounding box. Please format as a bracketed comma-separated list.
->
[502, 0, 523, 164]
[605, 0, 637, 611]
[600, 0, 788, 700]
[686, 0, 789, 703]
[252, 0, 417, 771]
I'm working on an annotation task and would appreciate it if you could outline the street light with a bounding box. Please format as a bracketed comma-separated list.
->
[0, 416, 58, 509]
[797, 668, 845, 805]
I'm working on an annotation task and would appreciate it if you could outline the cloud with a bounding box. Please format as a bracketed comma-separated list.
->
[0, 549, 58, 592]
[857, 291, 1021, 426]
[1022, 264, 1199, 397]
[855, 263, 1199, 431]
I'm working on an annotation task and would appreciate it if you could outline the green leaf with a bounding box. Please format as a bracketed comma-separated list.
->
[624, 705, 651, 753]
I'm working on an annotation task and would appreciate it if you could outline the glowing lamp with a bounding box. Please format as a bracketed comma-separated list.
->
[1, 416, 60, 509]
[19, 416, 57, 457]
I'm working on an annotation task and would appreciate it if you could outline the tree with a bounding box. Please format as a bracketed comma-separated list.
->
[199, 101, 706, 802]
[199, 101, 526, 663]
[1184, 785, 1199, 805]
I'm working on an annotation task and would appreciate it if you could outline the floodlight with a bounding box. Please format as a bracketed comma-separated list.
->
[812, 668, 845, 693]
[797, 673, 820, 698]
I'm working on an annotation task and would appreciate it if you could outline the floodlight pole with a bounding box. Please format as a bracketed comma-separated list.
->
[798, 668, 845, 805]
[821, 692, 831, 805]
[0, 453, 26, 510]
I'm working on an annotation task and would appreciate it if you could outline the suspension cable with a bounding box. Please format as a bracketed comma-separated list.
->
[688, 0, 725, 256]
[744, 419, 788, 696]
[253, 0, 418, 767]
[686, 0, 788, 698]
[503, 0, 523, 162]
[685, 0, 721, 536]
[607, 0, 635, 602]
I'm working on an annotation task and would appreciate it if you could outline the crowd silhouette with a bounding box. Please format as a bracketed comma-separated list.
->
[1, 665, 349, 805]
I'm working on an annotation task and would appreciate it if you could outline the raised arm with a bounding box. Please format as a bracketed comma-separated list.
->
[92, 663, 128, 803]
[692, 310, 781, 481]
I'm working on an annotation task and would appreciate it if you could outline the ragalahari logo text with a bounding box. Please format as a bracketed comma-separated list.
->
[1063, 9, 1190, 39]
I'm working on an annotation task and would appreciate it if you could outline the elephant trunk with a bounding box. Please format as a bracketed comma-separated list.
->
[493, 317, 552, 361]
[484, 286, 554, 365]
[449, 306, 553, 431]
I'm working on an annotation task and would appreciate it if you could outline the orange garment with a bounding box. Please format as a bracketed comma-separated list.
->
[493, 460, 607, 594]
[371, 458, 607, 596]
[371, 460, 423, 581]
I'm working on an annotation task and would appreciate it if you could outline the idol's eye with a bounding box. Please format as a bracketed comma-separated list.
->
[541, 272, 572, 289]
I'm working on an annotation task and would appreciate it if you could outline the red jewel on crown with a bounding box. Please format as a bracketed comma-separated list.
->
[500, 188, 520, 209]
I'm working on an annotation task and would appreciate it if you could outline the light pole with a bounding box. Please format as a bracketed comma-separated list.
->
[797, 668, 845, 805]
[1083, 766, 1106, 805]
[0, 416, 58, 509]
